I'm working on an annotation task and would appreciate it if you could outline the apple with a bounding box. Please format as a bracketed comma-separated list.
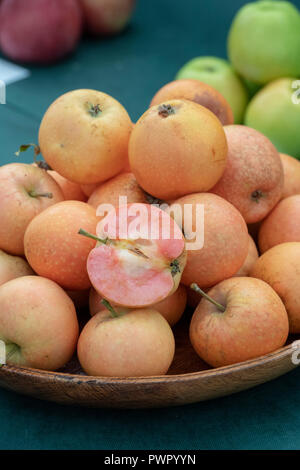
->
[210, 125, 284, 223]
[0, 276, 79, 370]
[233, 235, 258, 278]
[150, 79, 234, 126]
[129, 99, 228, 200]
[77, 303, 175, 377]
[168, 193, 249, 289]
[82, 203, 187, 308]
[24, 201, 98, 291]
[228, 1, 300, 85]
[0, 250, 34, 287]
[39, 89, 133, 185]
[189, 278, 289, 368]
[79, 0, 136, 36]
[48, 171, 87, 202]
[89, 284, 187, 327]
[245, 78, 300, 160]
[175, 56, 248, 124]
[0, 163, 64, 256]
[88, 172, 148, 215]
[250, 242, 300, 333]
[280, 153, 300, 198]
[258, 195, 300, 253]
[0, 0, 82, 64]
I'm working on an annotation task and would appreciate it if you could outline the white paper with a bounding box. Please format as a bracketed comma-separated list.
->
[0, 58, 30, 85]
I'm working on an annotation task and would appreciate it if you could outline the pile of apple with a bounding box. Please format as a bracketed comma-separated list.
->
[0, 78, 300, 379]
[176, 0, 300, 160]
[0, 0, 136, 64]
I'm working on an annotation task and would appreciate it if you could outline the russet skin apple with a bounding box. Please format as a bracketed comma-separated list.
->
[77, 306, 175, 377]
[258, 195, 300, 253]
[89, 284, 187, 327]
[228, 1, 300, 85]
[0, 0, 82, 64]
[0, 276, 79, 370]
[175, 56, 249, 124]
[0, 163, 64, 256]
[0, 250, 34, 287]
[233, 235, 259, 277]
[250, 242, 300, 333]
[150, 79, 234, 126]
[85, 203, 187, 308]
[88, 172, 148, 215]
[48, 171, 87, 202]
[169, 193, 249, 289]
[24, 201, 98, 290]
[190, 277, 289, 368]
[39, 89, 133, 185]
[210, 125, 284, 224]
[79, 0, 136, 36]
[280, 154, 300, 198]
[129, 100, 228, 200]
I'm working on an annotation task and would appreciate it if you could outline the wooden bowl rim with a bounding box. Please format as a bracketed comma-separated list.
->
[1, 341, 296, 385]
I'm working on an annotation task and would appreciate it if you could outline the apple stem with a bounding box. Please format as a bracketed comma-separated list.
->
[28, 190, 53, 199]
[101, 299, 119, 318]
[78, 228, 108, 245]
[15, 143, 41, 158]
[190, 283, 226, 312]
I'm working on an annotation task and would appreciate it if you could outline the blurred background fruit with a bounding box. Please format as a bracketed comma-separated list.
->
[228, 0, 300, 84]
[0, 0, 83, 64]
[175, 56, 249, 124]
[150, 79, 234, 126]
[79, 0, 136, 36]
[245, 78, 300, 160]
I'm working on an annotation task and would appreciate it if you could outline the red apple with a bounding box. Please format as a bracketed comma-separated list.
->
[0, 0, 82, 64]
[79, 0, 136, 36]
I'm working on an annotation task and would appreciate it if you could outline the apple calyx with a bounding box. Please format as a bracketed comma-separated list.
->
[251, 190, 264, 203]
[158, 104, 175, 118]
[145, 192, 166, 206]
[36, 160, 52, 171]
[86, 102, 102, 117]
[190, 283, 226, 312]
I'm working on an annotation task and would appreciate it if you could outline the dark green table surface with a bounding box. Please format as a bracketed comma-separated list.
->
[1, 0, 300, 451]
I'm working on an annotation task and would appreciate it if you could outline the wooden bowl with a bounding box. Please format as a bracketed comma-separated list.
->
[0, 317, 299, 409]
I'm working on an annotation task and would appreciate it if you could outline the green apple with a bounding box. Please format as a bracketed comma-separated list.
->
[245, 78, 300, 160]
[175, 56, 249, 124]
[228, 0, 300, 85]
